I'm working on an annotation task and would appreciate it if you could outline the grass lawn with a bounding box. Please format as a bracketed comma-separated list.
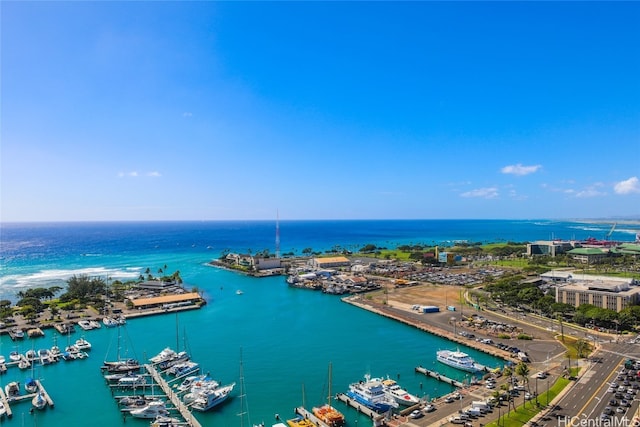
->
[484, 377, 571, 427]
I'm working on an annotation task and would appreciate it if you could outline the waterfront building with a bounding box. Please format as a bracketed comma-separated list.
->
[555, 280, 640, 312]
[527, 240, 577, 257]
[310, 256, 350, 269]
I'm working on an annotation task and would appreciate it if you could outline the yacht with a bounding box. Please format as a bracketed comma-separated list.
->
[379, 377, 420, 406]
[128, 401, 169, 419]
[346, 375, 399, 413]
[75, 337, 92, 351]
[190, 382, 235, 412]
[436, 349, 485, 373]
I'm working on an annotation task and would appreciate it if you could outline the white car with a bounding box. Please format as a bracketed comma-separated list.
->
[409, 410, 424, 419]
[425, 404, 436, 412]
[536, 372, 547, 379]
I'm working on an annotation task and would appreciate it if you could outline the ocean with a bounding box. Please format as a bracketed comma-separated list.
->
[0, 219, 637, 426]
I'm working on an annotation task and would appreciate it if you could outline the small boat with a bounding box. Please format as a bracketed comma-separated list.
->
[150, 415, 183, 427]
[77, 320, 93, 331]
[167, 361, 199, 377]
[32, 390, 46, 410]
[175, 373, 212, 392]
[5, 381, 20, 400]
[236, 289, 244, 295]
[89, 320, 101, 329]
[25, 377, 38, 393]
[103, 358, 140, 373]
[436, 349, 485, 373]
[10, 328, 24, 340]
[128, 400, 169, 419]
[379, 377, 420, 406]
[190, 382, 235, 412]
[38, 348, 54, 365]
[25, 349, 37, 362]
[118, 373, 146, 388]
[75, 337, 92, 351]
[287, 414, 317, 427]
[150, 347, 189, 370]
[103, 317, 119, 328]
[118, 395, 161, 409]
[182, 378, 221, 404]
[18, 359, 30, 369]
[312, 363, 345, 427]
[346, 375, 399, 413]
[9, 351, 21, 362]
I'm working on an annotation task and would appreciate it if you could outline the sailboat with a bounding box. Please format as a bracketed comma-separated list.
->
[312, 363, 345, 427]
[102, 324, 140, 374]
[237, 349, 264, 427]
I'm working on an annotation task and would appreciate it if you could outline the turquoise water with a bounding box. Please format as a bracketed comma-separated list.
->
[1, 220, 637, 426]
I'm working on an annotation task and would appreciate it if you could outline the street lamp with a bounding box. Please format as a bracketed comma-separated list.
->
[535, 376, 539, 406]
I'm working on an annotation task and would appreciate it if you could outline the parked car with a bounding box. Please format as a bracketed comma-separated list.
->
[409, 410, 424, 419]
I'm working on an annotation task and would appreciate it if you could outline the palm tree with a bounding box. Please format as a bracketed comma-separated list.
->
[503, 366, 514, 413]
[515, 362, 530, 406]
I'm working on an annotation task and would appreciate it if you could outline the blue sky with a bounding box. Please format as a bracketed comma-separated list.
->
[1, 1, 639, 221]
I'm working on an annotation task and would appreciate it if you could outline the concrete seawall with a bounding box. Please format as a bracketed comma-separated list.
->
[342, 296, 519, 366]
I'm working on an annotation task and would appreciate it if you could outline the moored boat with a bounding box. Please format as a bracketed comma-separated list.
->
[5, 381, 20, 400]
[436, 349, 485, 373]
[32, 390, 46, 410]
[379, 377, 420, 406]
[190, 382, 235, 412]
[287, 414, 317, 427]
[346, 375, 398, 413]
[312, 363, 345, 427]
[128, 400, 169, 419]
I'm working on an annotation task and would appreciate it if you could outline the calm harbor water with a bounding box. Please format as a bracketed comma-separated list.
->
[0, 219, 637, 426]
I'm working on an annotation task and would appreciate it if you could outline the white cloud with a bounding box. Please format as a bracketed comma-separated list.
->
[147, 171, 162, 177]
[614, 176, 640, 195]
[575, 186, 606, 198]
[460, 187, 499, 199]
[182, 112, 193, 117]
[501, 163, 542, 176]
[118, 171, 138, 178]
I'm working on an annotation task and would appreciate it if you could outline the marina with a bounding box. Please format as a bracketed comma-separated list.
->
[414, 366, 465, 388]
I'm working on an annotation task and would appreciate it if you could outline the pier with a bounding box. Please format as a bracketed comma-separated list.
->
[35, 380, 54, 408]
[0, 388, 12, 418]
[415, 366, 465, 388]
[335, 393, 386, 423]
[143, 363, 201, 427]
[293, 406, 330, 427]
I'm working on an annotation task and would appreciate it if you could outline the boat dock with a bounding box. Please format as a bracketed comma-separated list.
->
[143, 363, 201, 427]
[0, 388, 12, 418]
[335, 393, 386, 422]
[293, 406, 330, 427]
[35, 380, 55, 408]
[415, 366, 465, 388]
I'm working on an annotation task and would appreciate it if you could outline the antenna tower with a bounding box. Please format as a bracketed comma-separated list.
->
[275, 210, 280, 259]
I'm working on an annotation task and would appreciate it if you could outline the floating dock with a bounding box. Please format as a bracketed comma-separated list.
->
[143, 363, 201, 427]
[0, 388, 12, 418]
[415, 366, 465, 388]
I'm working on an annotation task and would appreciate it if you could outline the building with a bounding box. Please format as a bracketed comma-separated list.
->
[567, 247, 608, 264]
[555, 281, 640, 312]
[527, 240, 576, 257]
[310, 256, 350, 269]
[130, 292, 203, 310]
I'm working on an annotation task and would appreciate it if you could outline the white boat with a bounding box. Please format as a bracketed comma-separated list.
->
[0, 400, 6, 418]
[38, 348, 54, 365]
[128, 400, 169, 419]
[175, 374, 212, 392]
[32, 390, 46, 410]
[182, 378, 220, 404]
[151, 416, 183, 427]
[25, 377, 38, 393]
[9, 351, 20, 362]
[25, 349, 37, 362]
[236, 290, 244, 295]
[103, 317, 119, 328]
[77, 320, 93, 330]
[75, 337, 92, 351]
[150, 347, 189, 369]
[436, 349, 485, 373]
[5, 381, 20, 400]
[117, 373, 147, 388]
[167, 361, 199, 377]
[190, 382, 235, 412]
[346, 375, 398, 413]
[380, 377, 420, 406]
[10, 328, 24, 339]
[18, 359, 30, 369]
[89, 320, 101, 329]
